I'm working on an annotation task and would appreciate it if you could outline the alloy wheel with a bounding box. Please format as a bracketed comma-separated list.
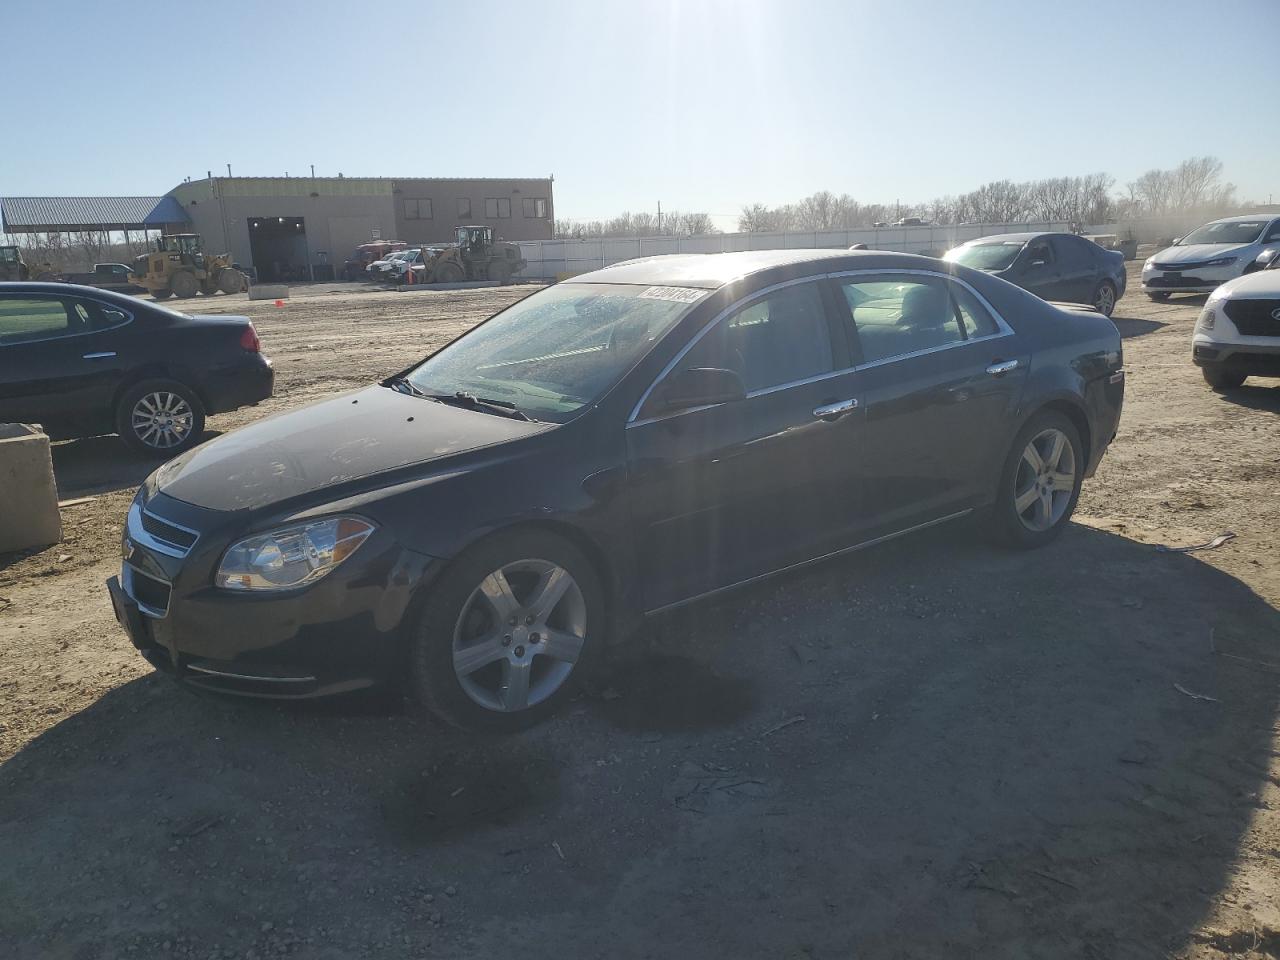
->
[451, 559, 587, 712]
[1094, 284, 1115, 315]
[131, 391, 195, 450]
[1013, 427, 1076, 533]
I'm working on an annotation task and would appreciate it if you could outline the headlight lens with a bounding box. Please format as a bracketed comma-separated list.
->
[215, 516, 375, 591]
[1199, 309, 1216, 330]
[1203, 257, 1237, 267]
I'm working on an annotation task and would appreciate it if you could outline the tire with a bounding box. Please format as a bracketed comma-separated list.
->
[115, 379, 206, 457]
[171, 271, 199, 299]
[1146, 291, 1171, 302]
[435, 262, 464, 284]
[1201, 364, 1246, 391]
[408, 529, 604, 733]
[200, 281, 218, 296]
[218, 268, 246, 295]
[151, 288, 173, 300]
[1092, 280, 1117, 317]
[487, 261, 511, 284]
[989, 410, 1084, 549]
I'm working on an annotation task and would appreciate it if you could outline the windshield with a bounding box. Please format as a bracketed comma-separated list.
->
[404, 282, 704, 422]
[945, 241, 1024, 271]
[1180, 220, 1266, 246]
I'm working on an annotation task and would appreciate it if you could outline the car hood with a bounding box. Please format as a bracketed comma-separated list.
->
[1213, 270, 1280, 299]
[153, 385, 550, 512]
[1152, 243, 1251, 264]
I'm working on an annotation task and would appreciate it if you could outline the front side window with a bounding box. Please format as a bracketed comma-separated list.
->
[675, 282, 834, 394]
[1025, 239, 1054, 266]
[405, 282, 702, 423]
[0, 297, 71, 345]
[840, 276, 967, 364]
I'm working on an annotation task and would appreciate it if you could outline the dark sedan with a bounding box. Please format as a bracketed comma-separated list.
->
[944, 232, 1127, 316]
[0, 282, 274, 455]
[107, 250, 1123, 731]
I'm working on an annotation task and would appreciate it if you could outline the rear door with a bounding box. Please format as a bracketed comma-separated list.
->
[625, 278, 861, 610]
[0, 293, 135, 430]
[830, 271, 1029, 538]
[1051, 235, 1100, 304]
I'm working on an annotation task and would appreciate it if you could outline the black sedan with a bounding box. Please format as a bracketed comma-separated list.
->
[107, 250, 1123, 731]
[944, 232, 1127, 316]
[0, 282, 273, 455]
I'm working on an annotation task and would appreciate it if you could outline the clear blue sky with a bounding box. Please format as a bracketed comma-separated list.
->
[6, 0, 1277, 229]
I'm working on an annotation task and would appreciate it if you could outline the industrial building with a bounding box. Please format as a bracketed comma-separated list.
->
[3, 174, 555, 282]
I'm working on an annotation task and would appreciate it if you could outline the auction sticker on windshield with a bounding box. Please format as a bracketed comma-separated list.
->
[638, 285, 708, 304]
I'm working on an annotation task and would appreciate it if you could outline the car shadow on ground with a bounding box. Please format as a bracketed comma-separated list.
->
[1110, 314, 1169, 339]
[1, 523, 1277, 958]
[1215, 382, 1280, 414]
[50, 431, 225, 499]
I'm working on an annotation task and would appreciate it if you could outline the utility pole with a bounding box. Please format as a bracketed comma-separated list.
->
[657, 200, 662, 235]
[226, 163, 232, 177]
[310, 164, 316, 178]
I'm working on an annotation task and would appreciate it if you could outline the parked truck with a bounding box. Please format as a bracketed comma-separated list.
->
[42, 262, 146, 293]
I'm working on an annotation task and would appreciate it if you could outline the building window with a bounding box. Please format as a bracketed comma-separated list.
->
[522, 198, 549, 218]
[457, 198, 471, 219]
[403, 198, 432, 220]
[485, 197, 511, 219]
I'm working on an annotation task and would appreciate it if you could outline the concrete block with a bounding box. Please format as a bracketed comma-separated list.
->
[0, 423, 62, 554]
[248, 284, 290, 301]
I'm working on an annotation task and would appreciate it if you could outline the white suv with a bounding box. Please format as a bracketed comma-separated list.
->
[1192, 260, 1280, 389]
[1143, 214, 1280, 301]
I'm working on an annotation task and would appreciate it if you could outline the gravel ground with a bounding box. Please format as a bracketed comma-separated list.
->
[1, 264, 1279, 959]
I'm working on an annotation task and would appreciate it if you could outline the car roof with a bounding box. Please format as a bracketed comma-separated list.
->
[960, 232, 1050, 245]
[567, 249, 940, 289]
[0, 281, 152, 306]
[1205, 213, 1278, 224]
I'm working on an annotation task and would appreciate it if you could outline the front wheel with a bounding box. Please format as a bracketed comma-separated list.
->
[409, 530, 603, 732]
[1092, 280, 1117, 316]
[1146, 291, 1171, 302]
[151, 288, 173, 300]
[171, 271, 199, 299]
[435, 262, 464, 284]
[116, 379, 206, 457]
[989, 411, 1083, 549]
[1201, 364, 1246, 391]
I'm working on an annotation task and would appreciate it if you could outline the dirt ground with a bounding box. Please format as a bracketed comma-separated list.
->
[2, 263, 1279, 959]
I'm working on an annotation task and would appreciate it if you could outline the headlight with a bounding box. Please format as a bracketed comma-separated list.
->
[215, 516, 375, 591]
[1142, 259, 1155, 270]
[1203, 257, 1237, 268]
[1199, 309, 1216, 330]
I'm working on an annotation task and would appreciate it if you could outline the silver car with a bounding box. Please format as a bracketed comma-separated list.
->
[1142, 214, 1280, 301]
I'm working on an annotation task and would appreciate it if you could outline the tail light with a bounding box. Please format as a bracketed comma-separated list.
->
[239, 324, 261, 352]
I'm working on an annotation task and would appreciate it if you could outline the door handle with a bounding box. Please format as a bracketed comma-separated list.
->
[82, 351, 116, 360]
[986, 359, 1019, 377]
[812, 398, 858, 420]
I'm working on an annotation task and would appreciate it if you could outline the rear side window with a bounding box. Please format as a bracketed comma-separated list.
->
[840, 277, 964, 363]
[1052, 235, 1095, 270]
[951, 283, 1000, 338]
[69, 298, 132, 332]
[0, 297, 71, 345]
[677, 282, 834, 393]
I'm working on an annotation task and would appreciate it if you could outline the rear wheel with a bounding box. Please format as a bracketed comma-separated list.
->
[116, 379, 206, 457]
[1201, 364, 1246, 391]
[1092, 280, 1117, 316]
[487, 261, 511, 284]
[989, 410, 1083, 549]
[218, 268, 246, 294]
[171, 271, 199, 299]
[409, 529, 603, 732]
[435, 262, 464, 284]
[1146, 291, 1171, 302]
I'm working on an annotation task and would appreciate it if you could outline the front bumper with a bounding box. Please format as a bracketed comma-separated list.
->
[1142, 264, 1238, 294]
[1192, 334, 1280, 377]
[109, 494, 440, 699]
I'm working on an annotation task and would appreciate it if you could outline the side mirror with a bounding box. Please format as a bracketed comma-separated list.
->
[659, 366, 746, 411]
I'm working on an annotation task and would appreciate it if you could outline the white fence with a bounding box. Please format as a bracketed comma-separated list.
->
[514, 222, 1069, 279]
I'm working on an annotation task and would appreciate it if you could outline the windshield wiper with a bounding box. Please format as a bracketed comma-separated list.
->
[449, 391, 535, 421]
[386, 375, 428, 399]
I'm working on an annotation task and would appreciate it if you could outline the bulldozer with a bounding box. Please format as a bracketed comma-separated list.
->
[416, 225, 525, 285]
[0, 245, 31, 281]
[129, 234, 247, 300]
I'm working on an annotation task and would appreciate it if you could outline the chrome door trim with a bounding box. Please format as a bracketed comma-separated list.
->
[643, 508, 973, 616]
[82, 351, 117, 360]
[626, 268, 1018, 428]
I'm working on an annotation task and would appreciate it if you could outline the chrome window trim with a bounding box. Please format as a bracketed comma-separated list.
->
[126, 500, 200, 559]
[0, 292, 134, 347]
[626, 268, 1016, 427]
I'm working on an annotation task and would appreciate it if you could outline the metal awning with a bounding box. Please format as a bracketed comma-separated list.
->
[1, 196, 190, 233]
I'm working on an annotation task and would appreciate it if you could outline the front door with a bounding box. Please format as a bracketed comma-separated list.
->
[0, 293, 132, 432]
[830, 272, 1029, 537]
[625, 279, 857, 610]
[1015, 237, 1068, 301]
